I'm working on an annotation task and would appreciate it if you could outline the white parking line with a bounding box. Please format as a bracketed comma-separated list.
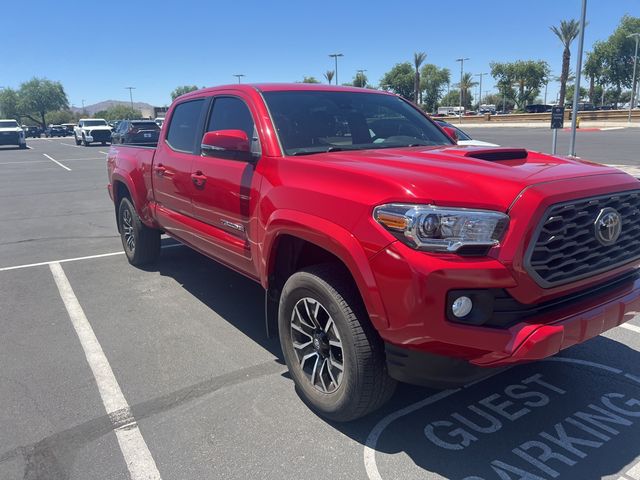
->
[99, 151, 109, 154]
[621, 323, 640, 334]
[43, 153, 72, 171]
[0, 243, 183, 272]
[601, 127, 625, 131]
[49, 262, 162, 480]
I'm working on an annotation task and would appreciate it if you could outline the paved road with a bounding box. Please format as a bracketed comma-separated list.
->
[1, 137, 639, 480]
[462, 126, 640, 166]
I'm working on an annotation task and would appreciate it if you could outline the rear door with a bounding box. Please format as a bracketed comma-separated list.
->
[152, 98, 207, 236]
[189, 95, 262, 277]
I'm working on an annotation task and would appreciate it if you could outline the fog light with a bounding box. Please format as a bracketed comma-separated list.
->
[452, 296, 473, 318]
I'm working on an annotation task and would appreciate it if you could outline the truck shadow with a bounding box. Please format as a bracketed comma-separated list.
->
[153, 240, 640, 479]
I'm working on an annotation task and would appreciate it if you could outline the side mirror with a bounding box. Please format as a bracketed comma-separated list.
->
[201, 130, 250, 160]
[442, 126, 458, 143]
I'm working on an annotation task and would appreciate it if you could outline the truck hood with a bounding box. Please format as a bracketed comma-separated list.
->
[302, 145, 628, 212]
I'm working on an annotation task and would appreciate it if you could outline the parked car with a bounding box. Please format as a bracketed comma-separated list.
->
[434, 120, 499, 147]
[74, 118, 112, 146]
[0, 119, 27, 148]
[61, 123, 77, 135]
[154, 117, 165, 127]
[45, 125, 68, 137]
[111, 120, 160, 146]
[108, 83, 640, 422]
[23, 126, 42, 138]
[524, 104, 553, 113]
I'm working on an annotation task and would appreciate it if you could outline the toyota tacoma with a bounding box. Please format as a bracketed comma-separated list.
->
[107, 84, 640, 421]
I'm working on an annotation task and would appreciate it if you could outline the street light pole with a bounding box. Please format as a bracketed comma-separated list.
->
[329, 53, 344, 85]
[233, 74, 245, 84]
[455, 58, 469, 123]
[569, 0, 587, 157]
[125, 87, 136, 112]
[627, 33, 640, 123]
[475, 73, 487, 109]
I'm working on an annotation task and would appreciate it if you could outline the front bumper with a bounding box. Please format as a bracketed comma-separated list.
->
[370, 174, 640, 375]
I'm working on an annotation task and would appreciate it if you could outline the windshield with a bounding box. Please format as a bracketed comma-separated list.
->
[0, 120, 19, 128]
[263, 91, 452, 156]
[83, 120, 108, 127]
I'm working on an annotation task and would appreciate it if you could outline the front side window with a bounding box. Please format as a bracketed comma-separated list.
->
[206, 96, 260, 157]
[263, 90, 452, 156]
[166, 99, 205, 152]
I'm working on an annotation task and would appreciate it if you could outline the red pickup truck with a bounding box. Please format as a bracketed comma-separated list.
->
[108, 84, 640, 421]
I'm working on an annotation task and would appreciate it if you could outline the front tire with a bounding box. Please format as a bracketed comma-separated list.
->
[117, 197, 161, 266]
[278, 265, 396, 422]
[75, 134, 81, 146]
[82, 134, 89, 146]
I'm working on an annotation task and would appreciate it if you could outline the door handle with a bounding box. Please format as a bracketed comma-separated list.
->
[191, 171, 207, 188]
[154, 164, 167, 175]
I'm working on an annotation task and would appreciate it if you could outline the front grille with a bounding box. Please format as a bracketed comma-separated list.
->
[525, 190, 640, 287]
[90, 130, 111, 142]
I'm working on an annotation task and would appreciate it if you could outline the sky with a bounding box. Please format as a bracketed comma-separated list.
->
[2, 0, 637, 108]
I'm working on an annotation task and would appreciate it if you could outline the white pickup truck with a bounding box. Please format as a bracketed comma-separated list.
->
[74, 118, 112, 146]
[0, 119, 27, 149]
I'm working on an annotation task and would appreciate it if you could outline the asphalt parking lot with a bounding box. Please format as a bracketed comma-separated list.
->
[1, 132, 640, 480]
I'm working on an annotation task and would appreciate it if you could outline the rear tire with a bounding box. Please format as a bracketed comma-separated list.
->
[19, 143, 27, 149]
[278, 264, 396, 422]
[117, 197, 161, 266]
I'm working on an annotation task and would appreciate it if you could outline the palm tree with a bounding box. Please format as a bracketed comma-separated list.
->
[324, 70, 335, 85]
[413, 52, 427, 104]
[550, 19, 580, 107]
[458, 72, 478, 109]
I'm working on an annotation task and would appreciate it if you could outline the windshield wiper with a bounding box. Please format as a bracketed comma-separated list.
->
[292, 146, 352, 156]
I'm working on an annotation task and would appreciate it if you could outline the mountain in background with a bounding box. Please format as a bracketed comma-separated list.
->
[71, 100, 158, 117]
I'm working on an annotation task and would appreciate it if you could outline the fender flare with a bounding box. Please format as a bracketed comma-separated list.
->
[263, 209, 389, 331]
[110, 169, 156, 226]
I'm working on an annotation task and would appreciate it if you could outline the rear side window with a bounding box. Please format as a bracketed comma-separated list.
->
[166, 99, 205, 152]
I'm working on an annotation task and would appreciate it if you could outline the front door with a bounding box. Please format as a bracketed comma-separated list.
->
[189, 95, 262, 278]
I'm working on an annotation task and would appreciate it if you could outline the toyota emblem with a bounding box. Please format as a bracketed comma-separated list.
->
[594, 208, 622, 246]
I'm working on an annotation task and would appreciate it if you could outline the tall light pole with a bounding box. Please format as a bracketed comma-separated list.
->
[125, 87, 135, 112]
[329, 53, 344, 85]
[475, 72, 487, 109]
[456, 58, 469, 122]
[233, 74, 245, 84]
[627, 33, 640, 123]
[568, 0, 587, 157]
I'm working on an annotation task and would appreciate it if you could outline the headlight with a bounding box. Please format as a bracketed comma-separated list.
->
[374, 204, 509, 255]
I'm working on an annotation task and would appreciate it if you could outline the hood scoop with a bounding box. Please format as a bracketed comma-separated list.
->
[461, 148, 528, 162]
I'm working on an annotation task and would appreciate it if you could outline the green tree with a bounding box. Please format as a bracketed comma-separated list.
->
[550, 19, 581, 108]
[595, 16, 640, 105]
[353, 71, 368, 88]
[584, 42, 606, 103]
[96, 105, 143, 121]
[170, 85, 199, 101]
[18, 78, 69, 129]
[380, 62, 415, 100]
[0, 88, 20, 121]
[565, 84, 588, 103]
[324, 70, 335, 84]
[413, 52, 427, 104]
[491, 60, 550, 110]
[440, 90, 460, 108]
[302, 76, 320, 83]
[420, 64, 450, 112]
[45, 109, 77, 125]
[458, 72, 477, 110]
